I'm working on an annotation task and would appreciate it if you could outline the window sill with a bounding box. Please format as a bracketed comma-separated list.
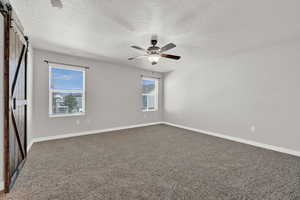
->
[142, 109, 158, 112]
[49, 113, 85, 118]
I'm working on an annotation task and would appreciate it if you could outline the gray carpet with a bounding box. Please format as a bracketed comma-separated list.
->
[4, 124, 300, 200]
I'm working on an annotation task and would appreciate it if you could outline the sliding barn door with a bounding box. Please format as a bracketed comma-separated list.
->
[1, 2, 29, 192]
[7, 22, 28, 191]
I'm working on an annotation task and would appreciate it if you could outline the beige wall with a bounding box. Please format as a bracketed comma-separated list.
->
[31, 49, 163, 140]
[26, 45, 34, 144]
[164, 37, 300, 152]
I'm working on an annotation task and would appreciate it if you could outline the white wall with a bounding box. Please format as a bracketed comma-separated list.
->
[0, 14, 4, 191]
[31, 49, 163, 140]
[164, 37, 300, 152]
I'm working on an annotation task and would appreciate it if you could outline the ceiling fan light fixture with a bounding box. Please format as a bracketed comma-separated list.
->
[148, 54, 160, 63]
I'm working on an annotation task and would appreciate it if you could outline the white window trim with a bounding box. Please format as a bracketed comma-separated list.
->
[48, 63, 86, 117]
[142, 77, 159, 112]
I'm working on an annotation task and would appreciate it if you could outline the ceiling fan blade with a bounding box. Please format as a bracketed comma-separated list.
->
[131, 45, 147, 52]
[160, 43, 176, 52]
[128, 55, 147, 60]
[161, 54, 181, 60]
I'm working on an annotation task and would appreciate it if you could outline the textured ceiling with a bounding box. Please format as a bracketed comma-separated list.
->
[10, 0, 300, 72]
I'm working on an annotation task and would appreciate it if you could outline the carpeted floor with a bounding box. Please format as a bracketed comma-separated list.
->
[4, 124, 300, 200]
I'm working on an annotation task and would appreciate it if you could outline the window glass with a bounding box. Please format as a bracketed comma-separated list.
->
[49, 65, 85, 117]
[142, 79, 155, 94]
[142, 77, 158, 111]
[51, 68, 84, 90]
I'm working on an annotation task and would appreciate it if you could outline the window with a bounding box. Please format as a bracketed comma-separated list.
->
[49, 64, 85, 117]
[142, 77, 158, 111]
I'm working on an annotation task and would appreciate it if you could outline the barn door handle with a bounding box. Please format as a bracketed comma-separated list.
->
[13, 98, 16, 110]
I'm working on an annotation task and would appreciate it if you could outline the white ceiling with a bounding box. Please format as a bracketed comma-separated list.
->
[10, 0, 300, 72]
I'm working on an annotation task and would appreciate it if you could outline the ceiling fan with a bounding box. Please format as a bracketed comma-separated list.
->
[128, 35, 181, 65]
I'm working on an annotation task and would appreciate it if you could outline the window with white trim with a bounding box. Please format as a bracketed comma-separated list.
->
[49, 64, 85, 117]
[142, 77, 158, 111]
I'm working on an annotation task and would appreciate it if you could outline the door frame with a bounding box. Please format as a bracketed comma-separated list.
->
[1, 1, 11, 193]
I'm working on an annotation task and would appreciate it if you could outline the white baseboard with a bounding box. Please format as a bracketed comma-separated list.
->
[27, 140, 34, 152]
[0, 181, 4, 192]
[27, 122, 164, 151]
[163, 122, 300, 157]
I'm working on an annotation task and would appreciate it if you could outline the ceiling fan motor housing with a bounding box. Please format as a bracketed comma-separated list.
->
[151, 39, 158, 46]
[147, 46, 160, 54]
